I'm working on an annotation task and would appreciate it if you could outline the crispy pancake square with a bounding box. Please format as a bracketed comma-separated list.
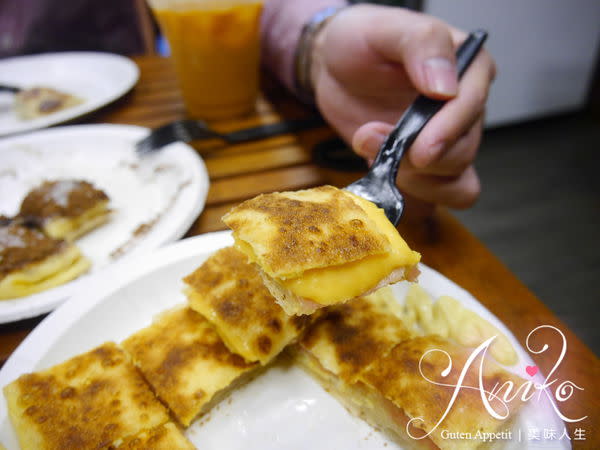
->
[0, 221, 90, 300]
[223, 185, 390, 279]
[19, 180, 110, 241]
[121, 306, 259, 427]
[356, 335, 525, 449]
[184, 247, 311, 365]
[297, 296, 524, 450]
[3, 342, 170, 450]
[297, 290, 412, 383]
[223, 186, 420, 315]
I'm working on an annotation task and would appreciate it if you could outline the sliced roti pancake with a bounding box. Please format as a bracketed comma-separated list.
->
[0, 221, 90, 300]
[355, 335, 525, 449]
[19, 179, 110, 241]
[3, 342, 170, 450]
[121, 306, 259, 426]
[223, 185, 390, 278]
[223, 186, 420, 315]
[184, 246, 311, 364]
[297, 308, 524, 450]
[295, 290, 412, 384]
[113, 423, 194, 449]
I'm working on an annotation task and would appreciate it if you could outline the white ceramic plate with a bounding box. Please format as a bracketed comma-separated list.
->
[0, 52, 139, 136]
[0, 124, 209, 323]
[0, 232, 569, 449]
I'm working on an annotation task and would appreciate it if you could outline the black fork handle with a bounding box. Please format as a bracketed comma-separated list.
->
[225, 116, 325, 143]
[370, 30, 488, 184]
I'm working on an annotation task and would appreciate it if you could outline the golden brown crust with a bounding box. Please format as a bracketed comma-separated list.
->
[0, 222, 66, 280]
[360, 336, 524, 447]
[110, 423, 194, 449]
[293, 346, 439, 450]
[222, 186, 390, 278]
[3, 342, 170, 450]
[19, 180, 109, 223]
[121, 306, 258, 426]
[184, 247, 310, 363]
[184, 247, 275, 329]
[299, 295, 411, 382]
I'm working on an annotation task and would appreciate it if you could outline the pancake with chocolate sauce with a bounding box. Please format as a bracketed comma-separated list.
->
[0, 221, 90, 300]
[19, 179, 110, 241]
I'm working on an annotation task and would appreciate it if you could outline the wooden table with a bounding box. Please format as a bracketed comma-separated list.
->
[1, 56, 597, 447]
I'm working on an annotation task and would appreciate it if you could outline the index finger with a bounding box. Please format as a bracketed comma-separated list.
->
[409, 45, 496, 169]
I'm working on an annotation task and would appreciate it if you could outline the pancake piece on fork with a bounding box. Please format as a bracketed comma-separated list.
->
[223, 185, 420, 315]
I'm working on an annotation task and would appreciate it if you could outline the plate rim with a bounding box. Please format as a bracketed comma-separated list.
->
[0, 123, 209, 323]
[0, 51, 140, 137]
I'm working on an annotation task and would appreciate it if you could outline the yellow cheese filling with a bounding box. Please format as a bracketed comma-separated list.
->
[234, 194, 420, 306]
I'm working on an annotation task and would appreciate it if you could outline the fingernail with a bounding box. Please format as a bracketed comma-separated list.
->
[423, 57, 458, 96]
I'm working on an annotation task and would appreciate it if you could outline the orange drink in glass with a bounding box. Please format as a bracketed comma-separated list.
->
[148, 0, 263, 119]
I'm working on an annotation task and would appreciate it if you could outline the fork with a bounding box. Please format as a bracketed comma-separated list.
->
[0, 84, 21, 93]
[136, 116, 325, 155]
[346, 30, 488, 226]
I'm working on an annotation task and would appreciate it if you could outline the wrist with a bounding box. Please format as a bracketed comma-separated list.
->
[308, 17, 329, 103]
[294, 5, 347, 104]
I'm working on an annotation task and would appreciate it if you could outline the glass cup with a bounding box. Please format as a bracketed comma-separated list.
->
[148, 0, 263, 120]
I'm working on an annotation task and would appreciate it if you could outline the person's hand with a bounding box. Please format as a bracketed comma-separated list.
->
[309, 5, 496, 209]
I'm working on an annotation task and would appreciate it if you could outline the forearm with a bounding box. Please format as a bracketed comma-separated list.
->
[260, 0, 346, 95]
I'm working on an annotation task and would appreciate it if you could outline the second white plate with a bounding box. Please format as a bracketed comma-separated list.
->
[0, 124, 209, 322]
[0, 52, 139, 136]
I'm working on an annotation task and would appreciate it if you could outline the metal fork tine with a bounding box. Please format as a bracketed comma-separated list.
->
[135, 124, 175, 155]
[135, 120, 215, 156]
[136, 121, 185, 155]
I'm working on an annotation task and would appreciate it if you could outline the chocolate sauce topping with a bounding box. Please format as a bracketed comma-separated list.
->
[0, 223, 66, 280]
[19, 180, 108, 221]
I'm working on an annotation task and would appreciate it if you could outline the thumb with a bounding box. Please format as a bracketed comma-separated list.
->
[352, 121, 394, 161]
[366, 11, 459, 99]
